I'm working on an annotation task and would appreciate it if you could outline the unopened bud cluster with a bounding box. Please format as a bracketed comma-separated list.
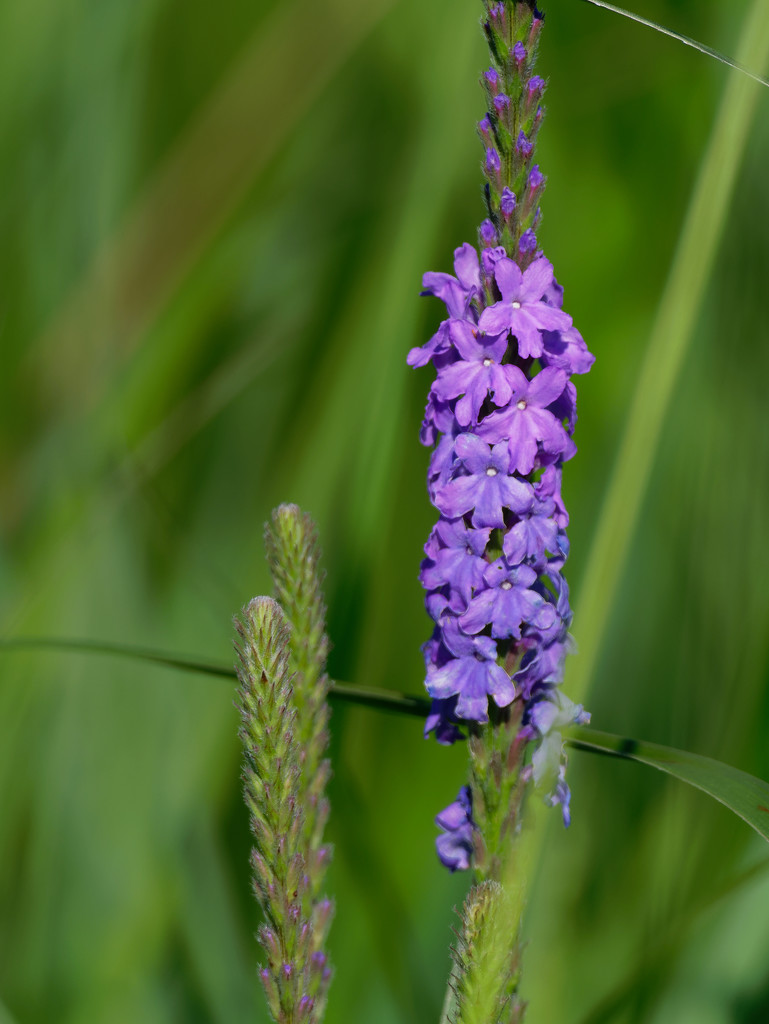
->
[236, 593, 332, 1023]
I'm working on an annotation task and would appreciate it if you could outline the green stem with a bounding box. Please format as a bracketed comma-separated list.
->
[0, 636, 431, 717]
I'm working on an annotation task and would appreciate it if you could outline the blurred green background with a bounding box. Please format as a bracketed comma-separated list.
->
[2, 0, 769, 1020]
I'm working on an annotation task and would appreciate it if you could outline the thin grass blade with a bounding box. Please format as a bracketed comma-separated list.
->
[568, 725, 769, 843]
[580, 0, 769, 88]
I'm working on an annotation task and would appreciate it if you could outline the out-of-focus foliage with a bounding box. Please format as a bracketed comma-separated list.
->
[1, 0, 768, 1021]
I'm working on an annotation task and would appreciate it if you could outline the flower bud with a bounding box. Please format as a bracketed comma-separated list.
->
[519, 228, 537, 255]
[515, 131, 533, 161]
[479, 219, 498, 248]
[484, 67, 500, 95]
[500, 188, 516, 220]
[493, 93, 510, 116]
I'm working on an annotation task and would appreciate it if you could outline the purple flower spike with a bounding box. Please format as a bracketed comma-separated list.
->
[478, 256, 572, 357]
[435, 433, 533, 527]
[407, 0, 595, 839]
[435, 786, 474, 871]
[478, 365, 572, 474]
[426, 623, 514, 721]
[460, 558, 556, 639]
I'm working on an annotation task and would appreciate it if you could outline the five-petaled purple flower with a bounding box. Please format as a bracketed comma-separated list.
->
[426, 620, 515, 722]
[478, 257, 572, 359]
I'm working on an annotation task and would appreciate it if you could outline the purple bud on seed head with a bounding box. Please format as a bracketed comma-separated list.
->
[479, 219, 497, 247]
[493, 93, 510, 115]
[513, 41, 526, 65]
[478, 115, 492, 142]
[528, 75, 545, 98]
[519, 228, 537, 254]
[261, 968, 270, 983]
[500, 187, 516, 217]
[484, 67, 499, 93]
[485, 146, 501, 174]
[528, 165, 544, 190]
[283, 963, 293, 979]
[516, 132, 533, 159]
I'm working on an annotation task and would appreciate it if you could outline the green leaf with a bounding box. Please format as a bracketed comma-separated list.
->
[568, 725, 769, 844]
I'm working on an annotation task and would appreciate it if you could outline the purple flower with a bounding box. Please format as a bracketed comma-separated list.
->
[541, 325, 595, 376]
[459, 558, 556, 639]
[420, 518, 491, 605]
[407, 244, 481, 367]
[513, 41, 526, 64]
[435, 433, 533, 527]
[426, 620, 514, 721]
[535, 464, 569, 528]
[477, 366, 573, 475]
[432, 322, 512, 426]
[435, 786, 474, 871]
[424, 696, 465, 745]
[503, 501, 560, 568]
[481, 244, 508, 279]
[478, 256, 572, 357]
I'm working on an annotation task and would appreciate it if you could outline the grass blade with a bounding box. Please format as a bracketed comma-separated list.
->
[569, 725, 769, 844]
[579, 0, 769, 88]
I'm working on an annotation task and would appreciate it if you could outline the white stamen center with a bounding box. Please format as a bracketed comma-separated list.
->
[501, 581, 513, 590]
[517, 399, 527, 410]
[512, 300, 522, 309]
[482, 358, 492, 367]
[486, 467, 498, 477]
